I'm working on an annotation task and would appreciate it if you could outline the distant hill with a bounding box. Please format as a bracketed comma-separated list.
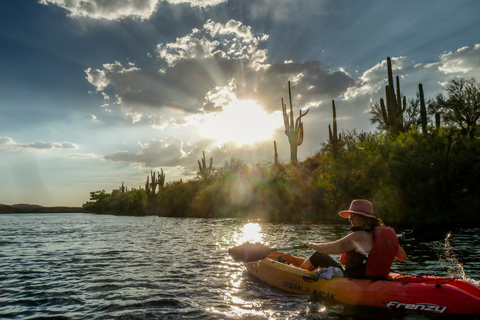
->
[0, 203, 84, 214]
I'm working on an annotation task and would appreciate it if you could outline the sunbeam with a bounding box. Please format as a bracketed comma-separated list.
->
[199, 100, 279, 146]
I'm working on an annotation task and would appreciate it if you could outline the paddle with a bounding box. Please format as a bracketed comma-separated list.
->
[229, 225, 451, 263]
[228, 242, 307, 262]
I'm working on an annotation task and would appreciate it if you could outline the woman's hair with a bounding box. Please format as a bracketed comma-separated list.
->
[351, 214, 385, 232]
[363, 217, 384, 229]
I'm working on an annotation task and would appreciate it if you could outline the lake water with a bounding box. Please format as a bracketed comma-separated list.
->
[1, 213, 479, 319]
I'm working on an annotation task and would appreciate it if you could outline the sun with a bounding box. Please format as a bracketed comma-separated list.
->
[199, 100, 278, 146]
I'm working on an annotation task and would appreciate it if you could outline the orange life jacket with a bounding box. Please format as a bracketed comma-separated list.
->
[340, 227, 399, 278]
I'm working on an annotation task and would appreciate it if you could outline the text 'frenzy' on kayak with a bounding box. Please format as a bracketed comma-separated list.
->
[384, 301, 448, 313]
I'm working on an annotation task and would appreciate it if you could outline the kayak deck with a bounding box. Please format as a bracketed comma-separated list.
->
[245, 252, 480, 315]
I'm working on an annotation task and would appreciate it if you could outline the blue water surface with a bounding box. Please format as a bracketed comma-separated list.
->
[0, 213, 479, 319]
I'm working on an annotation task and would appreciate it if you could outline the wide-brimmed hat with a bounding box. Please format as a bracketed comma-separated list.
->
[339, 199, 377, 219]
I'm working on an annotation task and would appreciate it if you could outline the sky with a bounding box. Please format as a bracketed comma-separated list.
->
[1, 0, 480, 207]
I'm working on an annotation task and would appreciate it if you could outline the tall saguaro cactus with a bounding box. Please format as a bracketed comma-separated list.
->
[380, 57, 406, 135]
[198, 150, 213, 179]
[419, 83, 427, 134]
[282, 81, 309, 164]
[328, 100, 343, 151]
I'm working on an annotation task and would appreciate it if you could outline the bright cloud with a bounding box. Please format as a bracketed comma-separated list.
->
[167, 0, 227, 8]
[39, 0, 227, 20]
[438, 44, 480, 76]
[157, 19, 269, 71]
[39, 0, 159, 20]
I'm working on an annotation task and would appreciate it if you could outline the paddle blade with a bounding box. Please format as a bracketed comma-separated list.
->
[228, 242, 273, 262]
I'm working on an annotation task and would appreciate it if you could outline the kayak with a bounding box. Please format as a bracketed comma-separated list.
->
[245, 252, 480, 315]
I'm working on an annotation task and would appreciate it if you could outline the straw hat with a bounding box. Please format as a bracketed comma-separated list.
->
[339, 199, 377, 219]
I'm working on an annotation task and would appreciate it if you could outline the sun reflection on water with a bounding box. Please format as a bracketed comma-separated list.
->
[215, 221, 274, 318]
[235, 222, 263, 244]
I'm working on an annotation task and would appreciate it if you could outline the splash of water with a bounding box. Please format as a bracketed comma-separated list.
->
[435, 238, 480, 286]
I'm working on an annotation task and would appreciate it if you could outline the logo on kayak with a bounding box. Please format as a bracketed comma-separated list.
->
[283, 281, 303, 292]
[283, 282, 336, 299]
[385, 301, 448, 313]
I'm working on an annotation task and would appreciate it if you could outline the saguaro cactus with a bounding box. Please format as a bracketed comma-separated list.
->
[328, 100, 343, 151]
[120, 181, 126, 193]
[435, 112, 441, 128]
[158, 169, 165, 187]
[145, 169, 165, 195]
[198, 150, 213, 179]
[380, 57, 406, 135]
[273, 140, 279, 166]
[282, 81, 309, 164]
[419, 83, 427, 134]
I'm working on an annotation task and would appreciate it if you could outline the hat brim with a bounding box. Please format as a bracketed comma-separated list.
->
[339, 210, 377, 219]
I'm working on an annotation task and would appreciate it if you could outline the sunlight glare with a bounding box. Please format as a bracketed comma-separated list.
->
[199, 101, 278, 146]
[236, 222, 262, 244]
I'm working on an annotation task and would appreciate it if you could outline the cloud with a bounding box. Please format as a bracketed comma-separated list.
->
[39, 0, 227, 20]
[260, 61, 357, 113]
[85, 19, 357, 127]
[167, 0, 227, 8]
[437, 44, 480, 76]
[39, 0, 159, 20]
[66, 153, 105, 160]
[85, 19, 271, 119]
[157, 19, 269, 71]
[104, 137, 188, 167]
[0, 136, 78, 151]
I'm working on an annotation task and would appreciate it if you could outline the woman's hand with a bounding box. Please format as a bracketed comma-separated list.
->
[303, 242, 313, 249]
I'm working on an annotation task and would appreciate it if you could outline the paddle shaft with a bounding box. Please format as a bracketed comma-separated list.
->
[274, 244, 308, 251]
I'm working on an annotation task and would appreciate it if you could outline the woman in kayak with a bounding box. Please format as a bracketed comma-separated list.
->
[301, 199, 407, 279]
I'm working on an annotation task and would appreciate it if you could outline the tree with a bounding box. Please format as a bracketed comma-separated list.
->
[430, 78, 480, 136]
[83, 190, 111, 213]
[370, 95, 431, 133]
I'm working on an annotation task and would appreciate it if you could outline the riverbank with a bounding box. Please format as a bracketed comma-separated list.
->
[0, 203, 84, 214]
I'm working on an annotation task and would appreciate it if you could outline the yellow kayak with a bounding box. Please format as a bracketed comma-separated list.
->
[245, 252, 480, 315]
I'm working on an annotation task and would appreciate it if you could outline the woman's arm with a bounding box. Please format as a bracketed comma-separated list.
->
[395, 245, 407, 260]
[305, 232, 369, 255]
